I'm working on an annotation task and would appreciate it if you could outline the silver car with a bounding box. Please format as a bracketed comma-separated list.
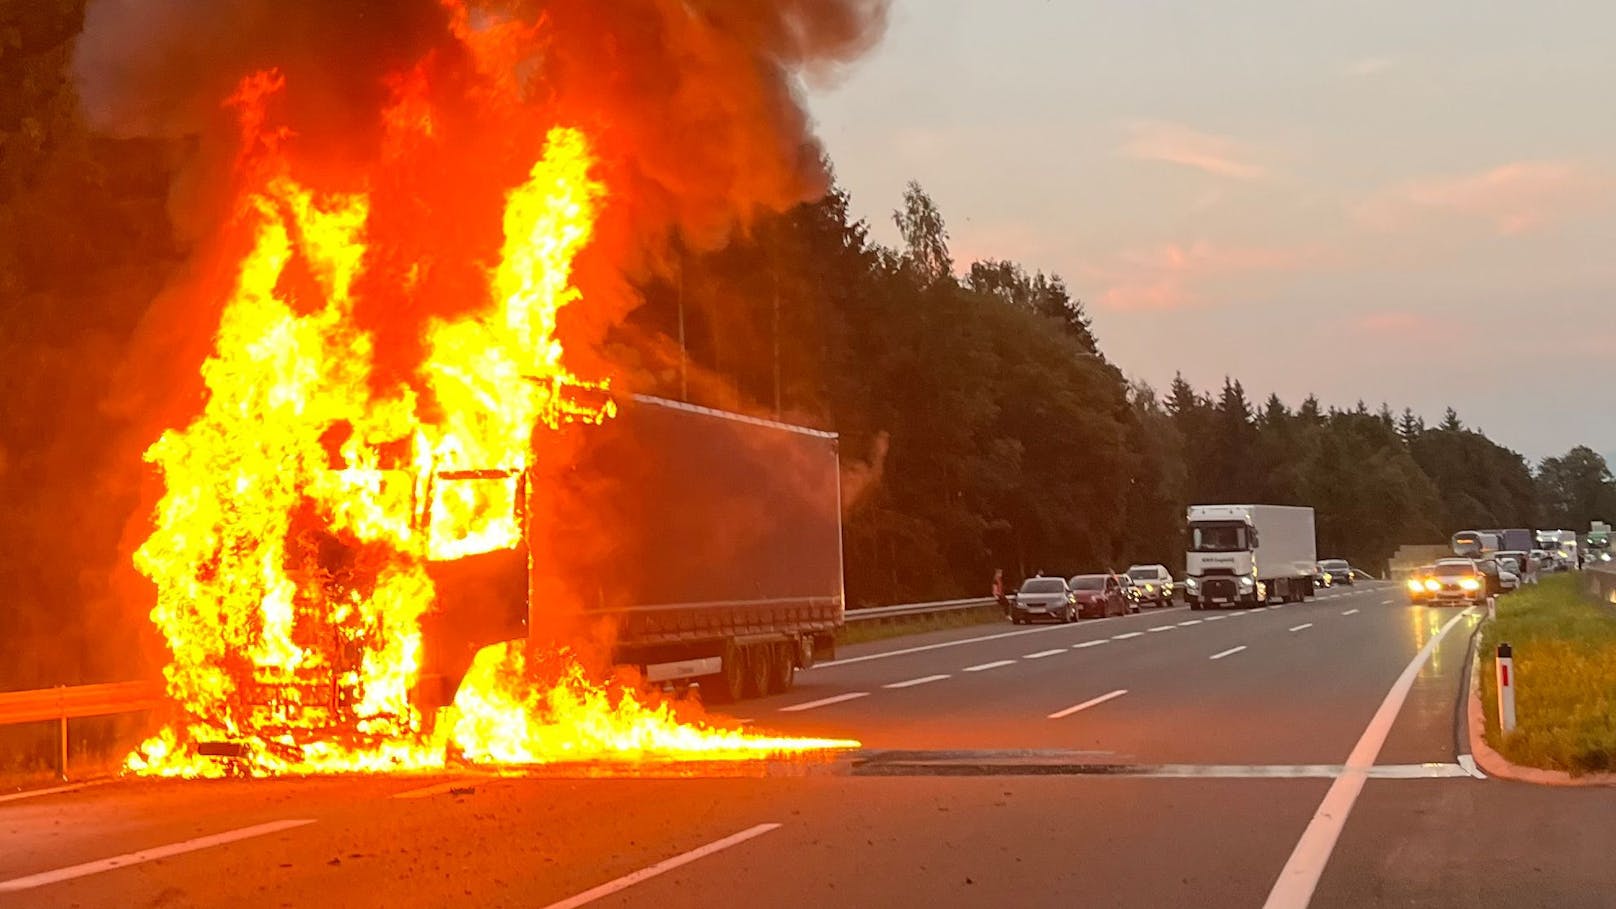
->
[1012, 576, 1078, 625]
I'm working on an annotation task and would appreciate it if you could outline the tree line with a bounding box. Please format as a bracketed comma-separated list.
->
[634, 181, 1616, 605]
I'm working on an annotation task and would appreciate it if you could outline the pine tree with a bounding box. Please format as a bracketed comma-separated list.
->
[1439, 407, 1463, 432]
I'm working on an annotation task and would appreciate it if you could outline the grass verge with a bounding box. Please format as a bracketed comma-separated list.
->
[1479, 574, 1616, 775]
[836, 604, 1006, 647]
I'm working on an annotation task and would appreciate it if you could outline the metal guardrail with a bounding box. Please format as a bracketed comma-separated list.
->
[0, 680, 165, 780]
[845, 597, 996, 622]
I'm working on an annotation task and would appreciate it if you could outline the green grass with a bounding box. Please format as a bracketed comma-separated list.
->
[1479, 574, 1616, 775]
[836, 604, 1006, 647]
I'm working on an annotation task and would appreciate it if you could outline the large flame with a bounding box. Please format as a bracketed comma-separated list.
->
[127, 61, 855, 777]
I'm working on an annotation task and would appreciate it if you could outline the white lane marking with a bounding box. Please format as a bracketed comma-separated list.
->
[817, 607, 1185, 668]
[1342, 608, 1360, 616]
[1112, 632, 1143, 640]
[394, 779, 480, 800]
[1048, 689, 1128, 720]
[1204, 615, 1227, 622]
[1289, 623, 1313, 632]
[0, 782, 98, 805]
[1072, 640, 1109, 650]
[1023, 648, 1066, 660]
[1177, 619, 1202, 627]
[1146, 625, 1174, 633]
[0, 819, 315, 893]
[1457, 754, 1486, 780]
[963, 659, 1017, 673]
[778, 692, 869, 713]
[1209, 645, 1247, 661]
[1145, 763, 1472, 780]
[1262, 607, 1474, 909]
[541, 823, 782, 909]
[883, 674, 951, 690]
[1229, 612, 1248, 617]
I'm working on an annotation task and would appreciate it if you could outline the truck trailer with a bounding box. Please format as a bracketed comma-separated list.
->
[1183, 504, 1317, 609]
[415, 394, 845, 711]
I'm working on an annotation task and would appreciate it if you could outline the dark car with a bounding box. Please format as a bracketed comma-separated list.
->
[1319, 559, 1355, 586]
[1067, 574, 1130, 619]
[1012, 576, 1078, 624]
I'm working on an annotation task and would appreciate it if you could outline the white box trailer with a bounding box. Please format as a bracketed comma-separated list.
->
[1184, 504, 1317, 609]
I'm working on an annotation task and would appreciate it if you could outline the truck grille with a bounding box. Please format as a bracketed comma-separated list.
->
[1202, 578, 1236, 599]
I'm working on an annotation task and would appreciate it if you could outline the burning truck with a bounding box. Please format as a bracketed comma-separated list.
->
[101, 0, 876, 776]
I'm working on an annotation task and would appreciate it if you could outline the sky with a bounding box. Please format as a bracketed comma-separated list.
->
[804, 0, 1616, 463]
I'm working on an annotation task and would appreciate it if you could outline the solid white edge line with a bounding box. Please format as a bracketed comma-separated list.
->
[540, 823, 782, 909]
[963, 659, 1017, 673]
[0, 782, 94, 805]
[882, 674, 951, 690]
[1072, 640, 1109, 649]
[1208, 645, 1247, 661]
[1047, 689, 1128, 720]
[817, 607, 1187, 668]
[1457, 754, 1486, 780]
[1288, 623, 1313, 632]
[777, 692, 869, 713]
[1262, 607, 1474, 909]
[0, 819, 315, 892]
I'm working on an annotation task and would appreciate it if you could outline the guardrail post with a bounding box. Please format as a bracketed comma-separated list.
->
[57, 686, 69, 781]
[1496, 642, 1517, 734]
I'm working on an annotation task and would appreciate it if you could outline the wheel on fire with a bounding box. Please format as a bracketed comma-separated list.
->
[744, 644, 771, 699]
[767, 642, 796, 694]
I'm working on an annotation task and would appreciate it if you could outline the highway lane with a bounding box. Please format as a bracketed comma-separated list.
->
[5, 581, 1612, 907]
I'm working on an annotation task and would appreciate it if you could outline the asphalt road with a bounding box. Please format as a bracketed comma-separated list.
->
[7, 582, 1615, 908]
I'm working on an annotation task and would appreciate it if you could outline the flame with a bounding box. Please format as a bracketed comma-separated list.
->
[127, 61, 855, 776]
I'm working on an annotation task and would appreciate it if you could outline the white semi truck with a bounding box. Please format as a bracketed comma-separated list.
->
[1183, 504, 1317, 609]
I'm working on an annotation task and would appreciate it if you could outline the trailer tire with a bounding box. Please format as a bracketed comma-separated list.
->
[767, 642, 796, 694]
[699, 646, 747, 704]
[744, 645, 771, 699]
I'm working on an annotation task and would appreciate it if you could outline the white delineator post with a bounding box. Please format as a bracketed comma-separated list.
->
[1496, 642, 1517, 734]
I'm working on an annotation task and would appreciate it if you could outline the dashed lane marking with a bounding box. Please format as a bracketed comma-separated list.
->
[962, 660, 1016, 673]
[1209, 645, 1247, 661]
[1047, 689, 1128, 720]
[0, 819, 315, 893]
[1072, 640, 1110, 649]
[541, 823, 782, 909]
[1023, 649, 1066, 660]
[882, 674, 951, 690]
[1146, 625, 1175, 633]
[1342, 609, 1360, 616]
[1112, 632, 1143, 640]
[1289, 623, 1313, 632]
[778, 692, 870, 713]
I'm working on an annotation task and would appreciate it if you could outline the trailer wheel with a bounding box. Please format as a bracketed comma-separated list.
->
[767, 642, 796, 694]
[699, 647, 747, 704]
[743, 645, 771, 699]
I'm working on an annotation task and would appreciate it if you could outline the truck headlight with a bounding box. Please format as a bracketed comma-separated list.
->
[1184, 577, 1198, 590]
[1238, 576, 1255, 590]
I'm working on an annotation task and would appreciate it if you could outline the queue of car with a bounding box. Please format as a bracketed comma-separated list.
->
[1010, 558, 1361, 624]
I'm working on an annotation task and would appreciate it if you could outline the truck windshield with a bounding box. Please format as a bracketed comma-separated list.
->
[1189, 522, 1248, 552]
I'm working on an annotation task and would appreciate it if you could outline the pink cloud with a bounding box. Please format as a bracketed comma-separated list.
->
[1087, 241, 1322, 311]
[1353, 311, 1439, 335]
[1119, 120, 1267, 181]
[1357, 160, 1613, 235]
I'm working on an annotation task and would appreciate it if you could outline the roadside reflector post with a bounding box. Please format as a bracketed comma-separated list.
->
[57, 686, 69, 781]
[1496, 642, 1517, 734]
[1487, 595, 1496, 620]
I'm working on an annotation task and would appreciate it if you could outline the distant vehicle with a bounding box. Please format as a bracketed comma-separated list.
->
[1529, 549, 1554, 573]
[1404, 564, 1436, 604]
[1494, 550, 1535, 584]
[1418, 559, 1486, 607]
[1494, 528, 1535, 554]
[1013, 576, 1078, 624]
[1125, 564, 1175, 607]
[1312, 563, 1334, 589]
[1319, 559, 1355, 586]
[1494, 557, 1523, 592]
[1183, 504, 1317, 609]
[1067, 574, 1130, 619]
[1588, 523, 1611, 563]
[1117, 575, 1145, 613]
[1536, 530, 1578, 568]
[1451, 530, 1500, 558]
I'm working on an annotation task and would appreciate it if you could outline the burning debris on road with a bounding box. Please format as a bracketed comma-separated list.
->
[75, 0, 885, 777]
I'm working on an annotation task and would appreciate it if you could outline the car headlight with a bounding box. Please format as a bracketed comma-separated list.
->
[1405, 579, 1422, 592]
[1424, 579, 1441, 591]
[1144, 583, 1154, 593]
[1460, 578, 1480, 591]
